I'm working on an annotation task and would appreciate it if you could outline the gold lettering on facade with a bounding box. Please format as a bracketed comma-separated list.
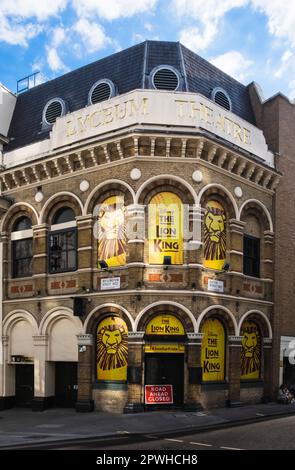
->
[103, 107, 114, 124]
[129, 97, 149, 117]
[200, 103, 214, 125]
[175, 99, 188, 118]
[90, 110, 102, 128]
[114, 103, 127, 120]
[173, 98, 252, 146]
[66, 120, 76, 137]
[65, 97, 149, 137]
[77, 115, 91, 133]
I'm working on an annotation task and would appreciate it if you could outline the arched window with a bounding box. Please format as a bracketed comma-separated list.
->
[148, 192, 183, 265]
[201, 318, 225, 382]
[203, 200, 226, 270]
[97, 196, 126, 267]
[240, 321, 261, 380]
[242, 213, 261, 278]
[96, 316, 128, 381]
[52, 207, 75, 225]
[11, 216, 33, 278]
[48, 207, 77, 274]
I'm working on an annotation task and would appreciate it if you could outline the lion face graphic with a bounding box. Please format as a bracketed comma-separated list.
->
[101, 328, 123, 354]
[204, 201, 226, 262]
[241, 322, 261, 379]
[98, 197, 126, 265]
[97, 323, 128, 373]
[242, 331, 258, 357]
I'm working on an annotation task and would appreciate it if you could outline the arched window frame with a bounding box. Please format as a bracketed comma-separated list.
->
[11, 216, 33, 278]
[48, 207, 77, 274]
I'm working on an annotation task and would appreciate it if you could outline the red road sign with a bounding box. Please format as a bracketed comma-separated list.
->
[145, 385, 173, 404]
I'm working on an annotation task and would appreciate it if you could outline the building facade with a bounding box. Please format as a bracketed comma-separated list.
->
[0, 42, 280, 413]
[248, 85, 295, 396]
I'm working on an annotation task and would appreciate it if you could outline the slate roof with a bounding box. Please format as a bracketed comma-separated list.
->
[5, 41, 255, 152]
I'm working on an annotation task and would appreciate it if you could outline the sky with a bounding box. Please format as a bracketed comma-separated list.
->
[0, 0, 295, 101]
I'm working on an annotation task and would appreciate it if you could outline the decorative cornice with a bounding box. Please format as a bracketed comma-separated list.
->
[228, 335, 243, 345]
[33, 334, 48, 346]
[187, 332, 204, 344]
[0, 133, 279, 194]
[128, 331, 145, 340]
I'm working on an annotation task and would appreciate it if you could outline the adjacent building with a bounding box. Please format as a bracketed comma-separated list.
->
[0, 41, 280, 413]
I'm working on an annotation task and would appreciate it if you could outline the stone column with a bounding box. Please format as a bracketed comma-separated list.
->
[229, 220, 245, 273]
[0, 335, 15, 409]
[32, 224, 49, 296]
[126, 205, 145, 290]
[1, 231, 9, 299]
[262, 338, 273, 402]
[187, 205, 203, 289]
[76, 334, 94, 412]
[185, 332, 204, 411]
[227, 335, 243, 406]
[124, 332, 145, 413]
[76, 215, 94, 292]
[263, 231, 274, 280]
[229, 220, 245, 296]
[32, 335, 55, 411]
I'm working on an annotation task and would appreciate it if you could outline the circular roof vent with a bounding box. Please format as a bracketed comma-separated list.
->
[43, 98, 66, 126]
[152, 66, 180, 91]
[89, 79, 115, 105]
[212, 88, 232, 111]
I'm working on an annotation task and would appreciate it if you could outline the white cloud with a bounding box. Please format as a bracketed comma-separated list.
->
[174, 0, 247, 51]
[144, 22, 154, 32]
[46, 47, 68, 72]
[72, 0, 157, 20]
[0, 0, 67, 20]
[172, 0, 247, 22]
[0, 0, 67, 47]
[73, 18, 112, 53]
[179, 24, 217, 52]
[251, 1, 295, 47]
[132, 32, 145, 44]
[52, 26, 67, 48]
[174, 1, 295, 52]
[210, 50, 253, 81]
[0, 15, 42, 47]
[274, 50, 294, 79]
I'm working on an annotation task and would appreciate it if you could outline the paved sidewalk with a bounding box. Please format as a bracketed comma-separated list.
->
[1, 402, 295, 448]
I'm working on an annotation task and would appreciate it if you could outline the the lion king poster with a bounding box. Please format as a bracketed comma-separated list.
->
[96, 317, 128, 381]
[98, 195, 126, 267]
[203, 200, 226, 270]
[148, 192, 183, 265]
[241, 321, 261, 380]
[201, 318, 225, 381]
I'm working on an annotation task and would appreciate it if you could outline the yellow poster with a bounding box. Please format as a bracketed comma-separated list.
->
[146, 315, 185, 335]
[201, 318, 225, 381]
[98, 195, 126, 267]
[96, 317, 128, 381]
[241, 321, 261, 380]
[203, 200, 226, 270]
[148, 192, 183, 265]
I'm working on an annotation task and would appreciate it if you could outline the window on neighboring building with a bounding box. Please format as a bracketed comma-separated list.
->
[243, 235, 260, 278]
[48, 207, 77, 274]
[12, 216, 33, 278]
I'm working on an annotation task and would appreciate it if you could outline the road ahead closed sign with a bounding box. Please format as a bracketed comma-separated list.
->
[145, 385, 173, 404]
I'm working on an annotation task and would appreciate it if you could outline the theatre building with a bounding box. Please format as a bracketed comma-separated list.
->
[0, 41, 280, 413]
